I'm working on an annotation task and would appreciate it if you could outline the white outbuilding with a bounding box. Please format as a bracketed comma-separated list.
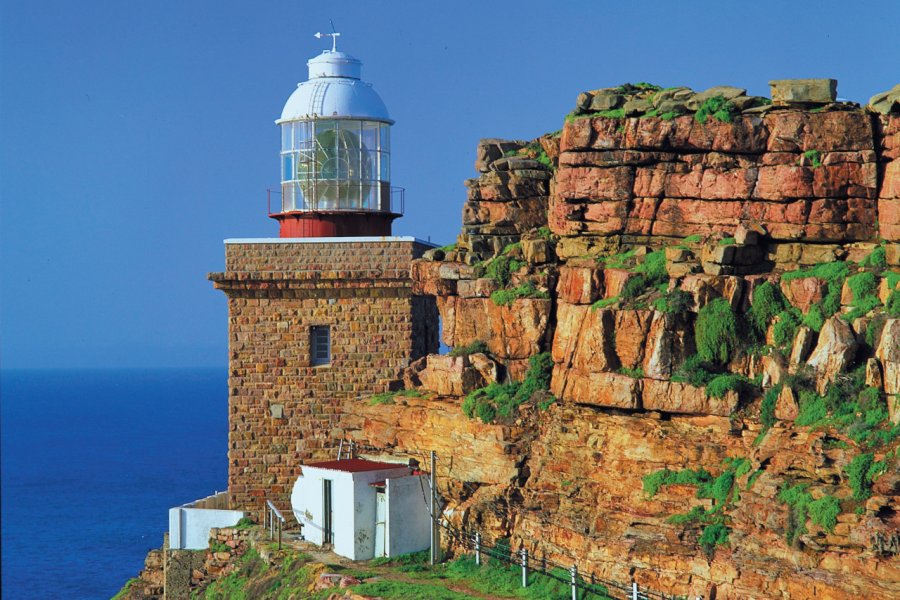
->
[291, 458, 433, 561]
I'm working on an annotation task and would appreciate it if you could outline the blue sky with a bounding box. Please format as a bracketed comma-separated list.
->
[1, 1, 897, 368]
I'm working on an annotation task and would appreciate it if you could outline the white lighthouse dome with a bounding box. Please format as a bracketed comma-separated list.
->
[277, 49, 391, 124]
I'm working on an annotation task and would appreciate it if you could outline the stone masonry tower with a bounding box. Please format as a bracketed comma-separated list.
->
[209, 35, 438, 512]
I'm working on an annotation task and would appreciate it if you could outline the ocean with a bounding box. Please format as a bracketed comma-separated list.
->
[1, 368, 229, 600]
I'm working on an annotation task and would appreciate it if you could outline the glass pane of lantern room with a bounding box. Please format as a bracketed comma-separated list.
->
[361, 122, 378, 153]
[282, 124, 292, 152]
[379, 152, 390, 181]
[379, 124, 390, 153]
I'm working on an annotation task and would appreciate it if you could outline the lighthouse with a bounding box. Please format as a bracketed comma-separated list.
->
[272, 33, 399, 237]
[209, 34, 438, 514]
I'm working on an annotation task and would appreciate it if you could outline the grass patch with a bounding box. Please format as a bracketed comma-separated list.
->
[345, 581, 474, 600]
[112, 578, 139, 600]
[718, 237, 736, 246]
[695, 95, 738, 124]
[369, 389, 423, 406]
[591, 296, 619, 310]
[618, 366, 644, 378]
[491, 282, 550, 306]
[449, 340, 489, 357]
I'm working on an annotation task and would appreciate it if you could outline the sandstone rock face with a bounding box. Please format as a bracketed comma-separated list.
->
[876, 319, 900, 396]
[553, 107, 895, 250]
[290, 89, 900, 600]
[807, 317, 859, 393]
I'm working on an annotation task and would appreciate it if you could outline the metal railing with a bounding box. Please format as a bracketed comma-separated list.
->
[267, 185, 405, 216]
[264, 499, 286, 550]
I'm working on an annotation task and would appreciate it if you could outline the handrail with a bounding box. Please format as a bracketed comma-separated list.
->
[266, 499, 286, 523]
[264, 499, 286, 549]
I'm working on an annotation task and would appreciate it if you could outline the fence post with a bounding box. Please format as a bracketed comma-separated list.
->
[570, 564, 578, 600]
[430, 450, 437, 565]
[474, 532, 481, 566]
[632, 581, 638, 600]
[520, 548, 528, 588]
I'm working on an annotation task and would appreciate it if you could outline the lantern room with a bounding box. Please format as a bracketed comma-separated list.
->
[272, 35, 401, 238]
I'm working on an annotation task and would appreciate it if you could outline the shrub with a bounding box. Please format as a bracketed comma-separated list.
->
[705, 374, 749, 399]
[618, 366, 644, 378]
[591, 296, 619, 310]
[809, 496, 840, 533]
[636, 249, 668, 284]
[760, 385, 780, 431]
[695, 299, 740, 365]
[642, 468, 712, 497]
[802, 304, 826, 332]
[490, 282, 549, 306]
[621, 274, 649, 299]
[235, 517, 255, 530]
[462, 353, 553, 422]
[698, 523, 730, 556]
[749, 281, 785, 337]
[796, 390, 828, 427]
[778, 482, 812, 544]
[887, 291, 900, 317]
[695, 95, 738, 124]
[801, 149, 823, 168]
[672, 355, 715, 387]
[772, 309, 801, 348]
[858, 245, 887, 269]
[483, 254, 522, 287]
[783, 262, 849, 325]
[845, 453, 875, 501]
[654, 289, 693, 314]
[449, 340, 489, 357]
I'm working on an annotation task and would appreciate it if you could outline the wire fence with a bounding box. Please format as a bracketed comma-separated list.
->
[345, 441, 700, 600]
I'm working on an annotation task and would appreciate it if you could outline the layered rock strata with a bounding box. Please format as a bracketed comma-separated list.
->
[341, 83, 900, 599]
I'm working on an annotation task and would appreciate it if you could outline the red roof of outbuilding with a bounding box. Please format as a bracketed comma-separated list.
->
[304, 458, 409, 473]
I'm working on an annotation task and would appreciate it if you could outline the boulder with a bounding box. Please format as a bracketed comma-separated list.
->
[868, 84, 900, 115]
[807, 317, 858, 393]
[769, 79, 837, 105]
[775, 386, 799, 421]
[780, 277, 827, 313]
[876, 319, 900, 395]
[642, 379, 738, 416]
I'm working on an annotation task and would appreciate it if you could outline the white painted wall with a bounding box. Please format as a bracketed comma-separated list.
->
[168, 492, 246, 550]
[386, 475, 432, 557]
[290, 464, 410, 560]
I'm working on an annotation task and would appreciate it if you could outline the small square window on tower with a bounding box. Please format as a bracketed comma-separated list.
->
[310, 325, 331, 366]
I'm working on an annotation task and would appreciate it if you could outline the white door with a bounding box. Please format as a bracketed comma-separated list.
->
[374, 491, 387, 557]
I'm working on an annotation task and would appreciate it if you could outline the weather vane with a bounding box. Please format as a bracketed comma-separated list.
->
[314, 28, 340, 52]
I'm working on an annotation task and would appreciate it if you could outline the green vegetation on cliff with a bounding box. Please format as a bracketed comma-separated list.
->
[463, 352, 554, 423]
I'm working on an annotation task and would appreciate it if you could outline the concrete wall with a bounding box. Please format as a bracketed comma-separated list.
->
[386, 475, 432, 557]
[168, 492, 246, 550]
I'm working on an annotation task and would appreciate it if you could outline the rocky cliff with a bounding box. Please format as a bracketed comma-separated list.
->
[343, 81, 900, 599]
